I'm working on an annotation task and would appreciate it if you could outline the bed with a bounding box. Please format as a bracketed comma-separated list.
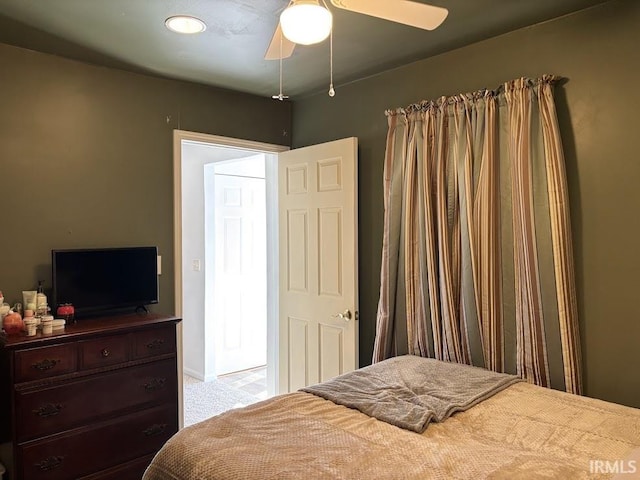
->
[143, 356, 640, 479]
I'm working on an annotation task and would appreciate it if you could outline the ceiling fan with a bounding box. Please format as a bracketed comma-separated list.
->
[265, 0, 449, 60]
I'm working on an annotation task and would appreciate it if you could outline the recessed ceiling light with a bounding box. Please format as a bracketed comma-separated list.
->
[165, 15, 207, 34]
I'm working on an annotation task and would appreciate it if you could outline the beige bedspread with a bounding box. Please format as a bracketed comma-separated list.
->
[144, 383, 640, 479]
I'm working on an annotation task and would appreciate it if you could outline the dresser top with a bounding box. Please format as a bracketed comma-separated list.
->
[1, 312, 181, 350]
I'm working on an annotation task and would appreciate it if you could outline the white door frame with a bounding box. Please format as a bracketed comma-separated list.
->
[173, 129, 288, 427]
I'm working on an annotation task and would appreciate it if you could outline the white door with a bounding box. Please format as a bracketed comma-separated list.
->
[278, 137, 358, 393]
[214, 173, 267, 376]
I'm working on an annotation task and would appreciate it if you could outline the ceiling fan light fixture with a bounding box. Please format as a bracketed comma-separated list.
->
[280, 1, 332, 46]
[165, 15, 207, 34]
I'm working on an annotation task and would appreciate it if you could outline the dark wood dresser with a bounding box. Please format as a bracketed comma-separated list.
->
[0, 313, 181, 480]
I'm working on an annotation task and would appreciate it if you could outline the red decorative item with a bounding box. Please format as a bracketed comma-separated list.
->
[3, 311, 24, 335]
[57, 304, 75, 324]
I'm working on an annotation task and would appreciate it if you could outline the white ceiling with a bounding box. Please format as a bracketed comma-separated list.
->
[0, 0, 611, 98]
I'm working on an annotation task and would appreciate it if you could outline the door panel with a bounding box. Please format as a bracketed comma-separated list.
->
[318, 207, 343, 296]
[287, 316, 310, 391]
[278, 137, 358, 393]
[286, 209, 309, 293]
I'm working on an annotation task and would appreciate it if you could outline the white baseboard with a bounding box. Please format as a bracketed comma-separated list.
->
[183, 367, 218, 383]
[183, 367, 204, 381]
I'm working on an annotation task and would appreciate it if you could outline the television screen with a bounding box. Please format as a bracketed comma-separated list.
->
[52, 247, 159, 317]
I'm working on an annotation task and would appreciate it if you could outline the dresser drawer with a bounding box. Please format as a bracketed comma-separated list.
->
[15, 358, 177, 442]
[18, 404, 177, 480]
[133, 326, 176, 359]
[78, 454, 155, 480]
[79, 334, 129, 370]
[15, 344, 77, 382]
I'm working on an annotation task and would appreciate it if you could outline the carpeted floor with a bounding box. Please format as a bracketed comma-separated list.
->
[217, 366, 268, 400]
[183, 377, 260, 427]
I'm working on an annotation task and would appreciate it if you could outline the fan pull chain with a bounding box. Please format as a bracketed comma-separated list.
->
[328, 19, 335, 97]
[272, 28, 289, 101]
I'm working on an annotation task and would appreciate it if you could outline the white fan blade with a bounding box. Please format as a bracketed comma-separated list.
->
[330, 0, 448, 31]
[265, 23, 296, 60]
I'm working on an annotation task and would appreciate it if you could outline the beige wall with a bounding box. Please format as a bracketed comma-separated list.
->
[292, 0, 640, 407]
[0, 43, 291, 316]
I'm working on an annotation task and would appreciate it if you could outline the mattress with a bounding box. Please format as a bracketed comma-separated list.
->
[144, 380, 640, 479]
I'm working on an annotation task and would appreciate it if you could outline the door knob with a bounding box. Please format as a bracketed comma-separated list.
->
[332, 309, 352, 321]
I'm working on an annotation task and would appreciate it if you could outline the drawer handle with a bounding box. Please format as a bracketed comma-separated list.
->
[143, 377, 167, 391]
[101, 348, 110, 357]
[143, 423, 167, 437]
[32, 359, 60, 371]
[35, 456, 64, 471]
[33, 403, 64, 418]
[146, 339, 165, 349]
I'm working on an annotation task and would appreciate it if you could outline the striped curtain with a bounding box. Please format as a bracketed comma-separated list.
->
[373, 76, 582, 394]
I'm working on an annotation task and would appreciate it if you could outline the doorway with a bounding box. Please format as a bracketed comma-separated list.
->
[174, 131, 360, 428]
[173, 130, 288, 427]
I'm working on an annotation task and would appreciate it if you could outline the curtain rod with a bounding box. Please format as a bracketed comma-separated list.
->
[385, 74, 563, 117]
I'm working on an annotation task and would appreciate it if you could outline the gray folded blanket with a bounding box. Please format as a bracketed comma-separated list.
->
[301, 355, 522, 433]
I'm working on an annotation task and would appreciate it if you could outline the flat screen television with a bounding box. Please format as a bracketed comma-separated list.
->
[52, 246, 159, 318]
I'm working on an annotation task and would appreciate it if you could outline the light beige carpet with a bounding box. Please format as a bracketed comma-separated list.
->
[183, 377, 259, 427]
